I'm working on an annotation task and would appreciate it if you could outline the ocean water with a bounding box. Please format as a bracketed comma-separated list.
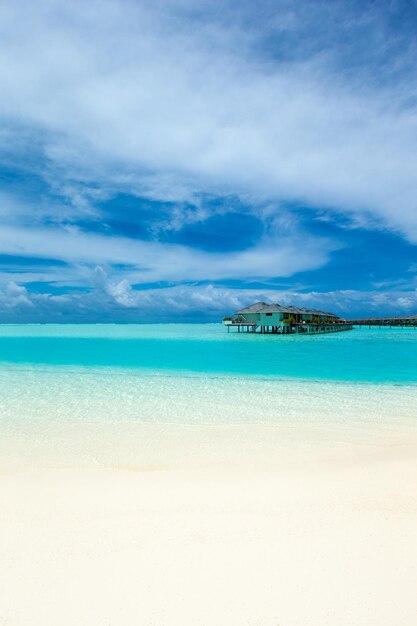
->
[0, 324, 416, 467]
[0, 323, 416, 383]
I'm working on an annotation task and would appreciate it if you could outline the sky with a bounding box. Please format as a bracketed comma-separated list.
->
[1, 0, 417, 322]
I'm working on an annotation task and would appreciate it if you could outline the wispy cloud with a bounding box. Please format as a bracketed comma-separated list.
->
[0, 219, 336, 283]
[1, 0, 417, 236]
[0, 0, 416, 319]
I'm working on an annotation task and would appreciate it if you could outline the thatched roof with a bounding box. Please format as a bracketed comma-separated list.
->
[234, 302, 269, 314]
[235, 302, 339, 318]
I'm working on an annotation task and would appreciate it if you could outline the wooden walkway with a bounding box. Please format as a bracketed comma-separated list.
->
[344, 315, 417, 327]
[225, 322, 353, 334]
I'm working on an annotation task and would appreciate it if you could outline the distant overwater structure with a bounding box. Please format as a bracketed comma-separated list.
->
[345, 314, 417, 327]
[223, 302, 353, 334]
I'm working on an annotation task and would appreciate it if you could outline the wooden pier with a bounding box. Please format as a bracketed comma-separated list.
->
[225, 321, 353, 334]
[343, 315, 417, 328]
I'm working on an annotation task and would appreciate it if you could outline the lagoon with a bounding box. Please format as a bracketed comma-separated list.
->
[0, 323, 416, 383]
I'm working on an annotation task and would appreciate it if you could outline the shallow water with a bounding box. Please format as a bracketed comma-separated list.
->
[0, 324, 416, 469]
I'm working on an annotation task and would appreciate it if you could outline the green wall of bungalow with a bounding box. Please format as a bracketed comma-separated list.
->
[259, 312, 285, 326]
[237, 312, 261, 323]
[235, 310, 337, 327]
[236, 305, 336, 326]
[258, 312, 323, 326]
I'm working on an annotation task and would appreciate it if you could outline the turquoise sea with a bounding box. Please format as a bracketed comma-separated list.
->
[0, 323, 416, 382]
[0, 324, 416, 468]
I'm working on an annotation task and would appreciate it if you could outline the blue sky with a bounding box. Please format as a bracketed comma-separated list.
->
[1, 0, 417, 321]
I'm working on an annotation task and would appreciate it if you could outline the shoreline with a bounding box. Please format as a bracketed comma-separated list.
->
[0, 355, 416, 625]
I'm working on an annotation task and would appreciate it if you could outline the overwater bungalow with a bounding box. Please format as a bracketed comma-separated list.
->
[223, 302, 353, 334]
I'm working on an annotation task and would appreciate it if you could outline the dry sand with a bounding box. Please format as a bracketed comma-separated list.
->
[0, 423, 416, 626]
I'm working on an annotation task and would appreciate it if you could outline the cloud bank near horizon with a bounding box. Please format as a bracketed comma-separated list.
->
[0, 0, 417, 320]
[1, 274, 417, 323]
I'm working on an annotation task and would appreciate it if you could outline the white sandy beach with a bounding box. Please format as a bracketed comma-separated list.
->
[1, 421, 416, 626]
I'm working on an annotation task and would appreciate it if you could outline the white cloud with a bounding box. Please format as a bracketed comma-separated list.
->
[0, 282, 33, 308]
[0, 212, 336, 283]
[1, 273, 416, 322]
[0, 185, 336, 291]
[0, 0, 417, 240]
